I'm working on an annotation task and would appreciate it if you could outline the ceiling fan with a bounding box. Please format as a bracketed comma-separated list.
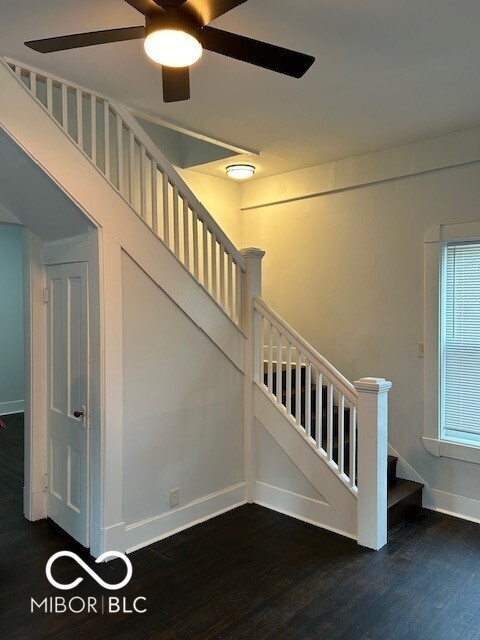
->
[25, 0, 315, 103]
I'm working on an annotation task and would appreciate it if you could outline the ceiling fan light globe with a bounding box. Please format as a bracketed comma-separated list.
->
[144, 29, 202, 67]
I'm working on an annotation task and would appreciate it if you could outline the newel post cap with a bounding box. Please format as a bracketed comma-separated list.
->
[240, 247, 266, 260]
[354, 377, 392, 394]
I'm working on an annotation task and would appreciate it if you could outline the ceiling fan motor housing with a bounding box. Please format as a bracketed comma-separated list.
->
[145, 10, 201, 39]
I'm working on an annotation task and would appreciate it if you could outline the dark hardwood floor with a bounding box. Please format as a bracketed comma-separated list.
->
[1, 413, 480, 639]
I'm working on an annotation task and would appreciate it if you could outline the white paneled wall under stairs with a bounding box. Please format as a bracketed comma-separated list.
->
[2, 57, 394, 552]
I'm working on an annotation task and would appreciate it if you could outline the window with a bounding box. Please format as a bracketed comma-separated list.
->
[423, 222, 480, 464]
[441, 242, 480, 445]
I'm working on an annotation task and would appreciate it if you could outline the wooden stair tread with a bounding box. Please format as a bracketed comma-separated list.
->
[388, 478, 424, 509]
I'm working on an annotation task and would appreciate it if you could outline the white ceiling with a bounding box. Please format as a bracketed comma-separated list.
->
[2, 0, 480, 179]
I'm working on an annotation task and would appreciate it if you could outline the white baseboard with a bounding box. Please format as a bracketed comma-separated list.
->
[423, 488, 480, 525]
[0, 399, 24, 416]
[125, 483, 247, 553]
[23, 486, 46, 521]
[388, 444, 480, 525]
[254, 481, 357, 541]
[90, 521, 127, 559]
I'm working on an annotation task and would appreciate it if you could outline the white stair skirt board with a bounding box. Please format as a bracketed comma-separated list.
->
[254, 385, 357, 536]
[125, 483, 246, 553]
[255, 482, 357, 540]
[0, 399, 24, 415]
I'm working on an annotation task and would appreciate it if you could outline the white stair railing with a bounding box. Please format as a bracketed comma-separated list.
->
[252, 295, 392, 550]
[5, 58, 245, 327]
[253, 296, 358, 492]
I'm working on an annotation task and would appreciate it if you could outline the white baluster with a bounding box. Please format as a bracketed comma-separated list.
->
[183, 199, 190, 270]
[211, 234, 217, 299]
[162, 173, 169, 246]
[316, 371, 323, 451]
[203, 224, 209, 292]
[151, 160, 158, 235]
[276, 331, 282, 406]
[338, 392, 345, 475]
[61, 84, 68, 133]
[76, 89, 83, 149]
[286, 341, 292, 416]
[173, 185, 180, 257]
[296, 352, 302, 427]
[30, 71, 37, 98]
[90, 94, 97, 164]
[267, 322, 273, 394]
[326, 382, 333, 461]
[140, 146, 147, 220]
[129, 130, 135, 205]
[104, 100, 110, 179]
[219, 245, 225, 309]
[47, 77, 54, 115]
[306, 362, 312, 438]
[227, 254, 233, 318]
[192, 211, 199, 281]
[236, 263, 242, 326]
[116, 114, 124, 195]
[349, 405, 357, 489]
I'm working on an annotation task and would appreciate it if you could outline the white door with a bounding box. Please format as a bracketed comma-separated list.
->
[46, 262, 89, 546]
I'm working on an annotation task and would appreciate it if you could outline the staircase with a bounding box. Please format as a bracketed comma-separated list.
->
[264, 366, 423, 529]
[2, 56, 421, 553]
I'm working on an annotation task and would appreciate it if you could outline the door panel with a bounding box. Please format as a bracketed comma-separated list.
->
[46, 262, 89, 546]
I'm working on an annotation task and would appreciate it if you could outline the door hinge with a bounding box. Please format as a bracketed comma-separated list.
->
[43, 288, 49, 304]
[43, 473, 48, 493]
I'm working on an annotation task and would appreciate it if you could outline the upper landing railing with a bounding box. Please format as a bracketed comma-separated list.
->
[4, 58, 245, 327]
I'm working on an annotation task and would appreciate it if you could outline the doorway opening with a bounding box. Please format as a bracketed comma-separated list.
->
[0, 222, 26, 538]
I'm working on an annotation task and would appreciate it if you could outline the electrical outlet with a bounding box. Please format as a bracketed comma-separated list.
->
[418, 342, 425, 359]
[170, 488, 179, 508]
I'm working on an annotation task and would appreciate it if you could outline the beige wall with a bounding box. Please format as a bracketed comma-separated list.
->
[241, 143, 480, 517]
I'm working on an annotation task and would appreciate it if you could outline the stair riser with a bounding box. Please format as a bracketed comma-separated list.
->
[388, 490, 423, 529]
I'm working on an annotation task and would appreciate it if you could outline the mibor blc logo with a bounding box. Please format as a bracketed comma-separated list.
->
[31, 551, 147, 614]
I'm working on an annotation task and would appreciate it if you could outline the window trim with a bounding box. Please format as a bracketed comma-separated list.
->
[423, 221, 480, 464]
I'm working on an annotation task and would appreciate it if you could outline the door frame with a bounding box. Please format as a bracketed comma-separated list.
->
[23, 226, 126, 557]
[23, 229, 99, 548]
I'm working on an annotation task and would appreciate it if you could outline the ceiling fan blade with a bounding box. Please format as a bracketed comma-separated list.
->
[199, 26, 315, 78]
[162, 66, 190, 102]
[181, 0, 247, 26]
[25, 26, 145, 53]
[124, 0, 165, 15]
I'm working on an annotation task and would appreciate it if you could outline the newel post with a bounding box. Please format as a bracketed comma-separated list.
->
[241, 248, 265, 503]
[354, 377, 392, 550]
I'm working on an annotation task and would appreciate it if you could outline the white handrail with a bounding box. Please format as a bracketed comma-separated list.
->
[3, 57, 245, 327]
[253, 297, 358, 404]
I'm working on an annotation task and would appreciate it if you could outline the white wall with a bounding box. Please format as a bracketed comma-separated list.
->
[0, 224, 24, 414]
[121, 252, 245, 547]
[242, 129, 480, 522]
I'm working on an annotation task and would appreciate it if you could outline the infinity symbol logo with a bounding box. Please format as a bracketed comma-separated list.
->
[46, 551, 133, 591]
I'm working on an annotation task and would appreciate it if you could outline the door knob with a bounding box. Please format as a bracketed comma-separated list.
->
[73, 410, 84, 418]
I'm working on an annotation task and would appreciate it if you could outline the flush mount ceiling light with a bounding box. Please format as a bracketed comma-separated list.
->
[144, 21, 202, 67]
[226, 164, 256, 180]
[25, 0, 315, 104]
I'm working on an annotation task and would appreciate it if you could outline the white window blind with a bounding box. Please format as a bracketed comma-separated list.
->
[442, 242, 480, 442]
